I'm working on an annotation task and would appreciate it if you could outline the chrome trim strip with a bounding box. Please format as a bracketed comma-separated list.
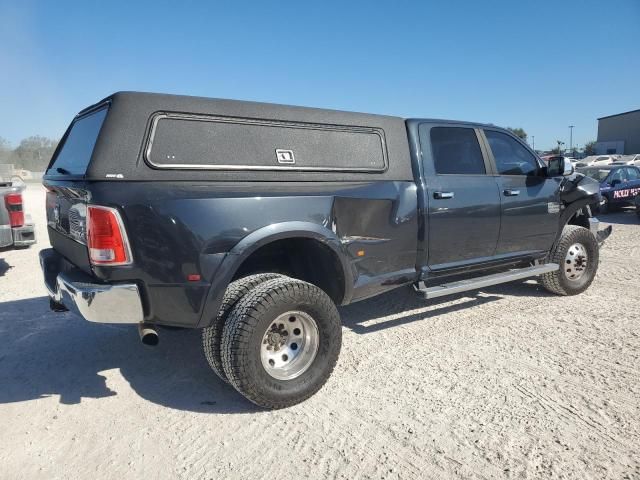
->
[144, 112, 389, 173]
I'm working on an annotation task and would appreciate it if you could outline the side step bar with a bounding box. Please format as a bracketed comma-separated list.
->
[415, 263, 559, 299]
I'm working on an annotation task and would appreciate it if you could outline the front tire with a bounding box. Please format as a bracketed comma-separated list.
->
[541, 225, 599, 296]
[202, 273, 282, 383]
[221, 277, 342, 409]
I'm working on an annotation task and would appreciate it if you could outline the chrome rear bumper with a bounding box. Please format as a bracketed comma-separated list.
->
[0, 223, 35, 248]
[12, 223, 36, 246]
[0, 225, 11, 248]
[39, 249, 144, 324]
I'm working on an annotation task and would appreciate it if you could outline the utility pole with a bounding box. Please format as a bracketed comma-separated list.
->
[569, 125, 574, 154]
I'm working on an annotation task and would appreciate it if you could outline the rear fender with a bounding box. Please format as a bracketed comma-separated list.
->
[197, 221, 353, 328]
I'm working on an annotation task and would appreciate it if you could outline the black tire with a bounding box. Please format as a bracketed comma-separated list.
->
[221, 277, 341, 409]
[541, 225, 599, 296]
[202, 273, 283, 383]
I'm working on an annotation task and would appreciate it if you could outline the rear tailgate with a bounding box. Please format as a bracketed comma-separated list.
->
[45, 185, 92, 273]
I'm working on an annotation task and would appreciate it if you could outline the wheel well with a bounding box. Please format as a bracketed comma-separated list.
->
[232, 238, 346, 304]
[567, 206, 591, 229]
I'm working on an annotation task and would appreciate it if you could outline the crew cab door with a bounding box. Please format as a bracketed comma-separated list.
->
[418, 124, 501, 270]
[481, 129, 561, 255]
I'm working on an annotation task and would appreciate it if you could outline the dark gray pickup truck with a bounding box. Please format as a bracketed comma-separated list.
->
[40, 92, 611, 408]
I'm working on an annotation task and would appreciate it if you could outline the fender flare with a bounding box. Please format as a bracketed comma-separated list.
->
[550, 198, 596, 252]
[559, 198, 593, 228]
[197, 222, 354, 327]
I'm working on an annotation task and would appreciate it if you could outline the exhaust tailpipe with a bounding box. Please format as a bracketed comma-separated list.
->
[138, 322, 159, 346]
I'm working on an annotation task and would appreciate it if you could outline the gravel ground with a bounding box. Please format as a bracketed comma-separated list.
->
[1, 185, 639, 479]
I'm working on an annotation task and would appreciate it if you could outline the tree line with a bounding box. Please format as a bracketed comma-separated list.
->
[0, 136, 59, 172]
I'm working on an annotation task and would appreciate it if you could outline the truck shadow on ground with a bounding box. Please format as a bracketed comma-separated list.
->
[340, 279, 551, 334]
[0, 280, 552, 413]
[0, 257, 10, 277]
[0, 297, 257, 414]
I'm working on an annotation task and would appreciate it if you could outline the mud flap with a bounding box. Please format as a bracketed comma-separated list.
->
[596, 225, 612, 246]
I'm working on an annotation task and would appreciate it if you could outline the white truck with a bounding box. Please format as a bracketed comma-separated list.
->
[0, 180, 36, 249]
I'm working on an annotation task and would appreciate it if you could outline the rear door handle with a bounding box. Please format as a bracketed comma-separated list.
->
[433, 191, 454, 199]
[504, 189, 520, 196]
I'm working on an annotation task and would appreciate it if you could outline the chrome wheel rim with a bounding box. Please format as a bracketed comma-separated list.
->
[565, 243, 588, 281]
[260, 311, 319, 381]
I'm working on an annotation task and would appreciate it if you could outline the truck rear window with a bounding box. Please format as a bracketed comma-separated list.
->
[47, 105, 108, 176]
[145, 114, 387, 172]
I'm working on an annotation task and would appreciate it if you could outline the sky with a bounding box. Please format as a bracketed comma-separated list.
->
[0, 0, 638, 151]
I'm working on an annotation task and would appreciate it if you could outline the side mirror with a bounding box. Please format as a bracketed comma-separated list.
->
[563, 159, 574, 176]
[548, 157, 573, 177]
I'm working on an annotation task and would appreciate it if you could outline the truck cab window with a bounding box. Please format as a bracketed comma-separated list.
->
[485, 130, 538, 176]
[430, 127, 486, 175]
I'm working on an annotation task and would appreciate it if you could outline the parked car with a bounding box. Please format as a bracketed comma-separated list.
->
[577, 164, 640, 213]
[0, 181, 36, 249]
[621, 154, 640, 166]
[39, 92, 612, 408]
[575, 155, 620, 168]
[541, 155, 579, 168]
[541, 154, 561, 163]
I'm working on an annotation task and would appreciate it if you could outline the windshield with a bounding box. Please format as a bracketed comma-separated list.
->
[47, 105, 108, 176]
[578, 168, 610, 182]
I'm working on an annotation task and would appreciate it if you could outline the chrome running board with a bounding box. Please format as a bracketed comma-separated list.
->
[415, 263, 559, 299]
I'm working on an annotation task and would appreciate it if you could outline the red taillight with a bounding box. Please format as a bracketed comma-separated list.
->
[87, 205, 132, 266]
[4, 193, 24, 227]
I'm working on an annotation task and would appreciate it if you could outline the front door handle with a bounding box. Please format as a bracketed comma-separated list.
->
[504, 189, 520, 196]
[434, 191, 454, 199]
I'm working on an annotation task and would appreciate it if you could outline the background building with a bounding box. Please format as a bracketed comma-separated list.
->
[596, 109, 640, 154]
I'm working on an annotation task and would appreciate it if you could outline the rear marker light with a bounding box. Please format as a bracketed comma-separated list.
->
[4, 193, 24, 227]
[87, 205, 132, 266]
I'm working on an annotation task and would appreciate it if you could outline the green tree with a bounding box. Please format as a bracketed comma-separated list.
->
[11, 136, 58, 171]
[584, 141, 596, 156]
[507, 127, 527, 141]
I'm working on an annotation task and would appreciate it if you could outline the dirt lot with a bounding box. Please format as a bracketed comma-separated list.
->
[1, 185, 639, 479]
